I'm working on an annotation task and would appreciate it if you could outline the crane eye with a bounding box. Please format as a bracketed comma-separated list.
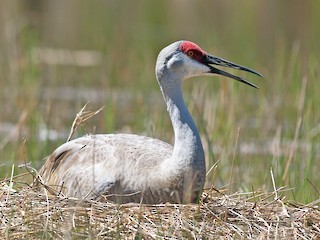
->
[187, 50, 194, 57]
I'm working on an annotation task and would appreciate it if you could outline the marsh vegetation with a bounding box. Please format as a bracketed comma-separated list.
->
[0, 1, 319, 238]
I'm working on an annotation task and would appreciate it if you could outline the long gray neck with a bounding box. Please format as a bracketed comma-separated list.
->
[157, 72, 206, 203]
[161, 78, 205, 167]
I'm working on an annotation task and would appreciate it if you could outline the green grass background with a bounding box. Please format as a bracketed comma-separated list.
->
[0, 0, 319, 203]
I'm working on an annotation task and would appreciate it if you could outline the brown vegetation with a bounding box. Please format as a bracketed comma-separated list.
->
[1, 171, 319, 239]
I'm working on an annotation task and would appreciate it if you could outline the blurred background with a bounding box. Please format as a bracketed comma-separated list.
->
[0, 0, 319, 203]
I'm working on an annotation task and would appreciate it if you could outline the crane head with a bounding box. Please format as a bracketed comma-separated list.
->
[156, 40, 262, 89]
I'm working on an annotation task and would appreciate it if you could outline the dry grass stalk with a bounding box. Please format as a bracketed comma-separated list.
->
[1, 172, 319, 239]
[66, 104, 104, 142]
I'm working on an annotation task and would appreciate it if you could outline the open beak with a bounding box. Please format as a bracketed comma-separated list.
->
[205, 54, 262, 89]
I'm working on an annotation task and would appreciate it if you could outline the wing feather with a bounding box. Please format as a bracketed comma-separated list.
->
[38, 133, 174, 200]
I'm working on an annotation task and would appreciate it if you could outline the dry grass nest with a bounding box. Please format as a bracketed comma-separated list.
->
[0, 169, 319, 240]
[1, 107, 319, 239]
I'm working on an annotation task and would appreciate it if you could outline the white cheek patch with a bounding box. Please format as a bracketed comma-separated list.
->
[167, 54, 210, 80]
[181, 56, 211, 79]
[167, 55, 183, 70]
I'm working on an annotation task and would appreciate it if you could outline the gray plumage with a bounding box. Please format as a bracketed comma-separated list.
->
[38, 40, 261, 204]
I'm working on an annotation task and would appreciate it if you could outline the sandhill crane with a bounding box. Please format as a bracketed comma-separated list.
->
[38, 40, 261, 204]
